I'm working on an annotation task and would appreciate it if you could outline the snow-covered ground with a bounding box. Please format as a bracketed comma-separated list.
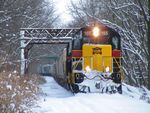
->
[32, 77, 150, 113]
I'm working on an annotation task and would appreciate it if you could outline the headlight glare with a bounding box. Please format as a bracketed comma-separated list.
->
[105, 66, 110, 72]
[85, 66, 91, 72]
[93, 27, 100, 37]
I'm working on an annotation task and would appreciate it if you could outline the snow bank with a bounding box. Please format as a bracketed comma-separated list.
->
[122, 83, 150, 103]
[32, 77, 150, 113]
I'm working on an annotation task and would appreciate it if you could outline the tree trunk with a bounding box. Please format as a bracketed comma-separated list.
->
[148, 0, 150, 89]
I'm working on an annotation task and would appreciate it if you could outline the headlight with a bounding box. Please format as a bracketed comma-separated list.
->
[92, 27, 100, 37]
[85, 66, 91, 72]
[105, 66, 110, 72]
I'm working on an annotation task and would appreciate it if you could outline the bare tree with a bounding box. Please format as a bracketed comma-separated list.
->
[69, 0, 149, 87]
[148, 0, 150, 89]
[0, 0, 58, 71]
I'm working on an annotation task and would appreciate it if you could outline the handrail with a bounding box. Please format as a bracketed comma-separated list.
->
[113, 57, 123, 80]
[72, 56, 123, 80]
[72, 57, 83, 70]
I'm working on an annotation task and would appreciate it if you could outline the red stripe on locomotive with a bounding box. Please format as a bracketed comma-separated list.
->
[112, 50, 121, 57]
[72, 50, 82, 57]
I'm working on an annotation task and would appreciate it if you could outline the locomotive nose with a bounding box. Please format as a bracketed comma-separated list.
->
[82, 44, 112, 73]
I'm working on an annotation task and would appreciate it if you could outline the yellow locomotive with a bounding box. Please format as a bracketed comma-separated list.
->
[54, 22, 123, 94]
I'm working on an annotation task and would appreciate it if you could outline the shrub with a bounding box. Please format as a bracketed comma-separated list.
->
[0, 71, 40, 113]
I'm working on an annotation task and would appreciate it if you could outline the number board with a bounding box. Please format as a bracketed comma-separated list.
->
[92, 47, 102, 55]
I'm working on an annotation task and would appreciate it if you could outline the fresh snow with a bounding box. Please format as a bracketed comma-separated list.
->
[32, 77, 150, 113]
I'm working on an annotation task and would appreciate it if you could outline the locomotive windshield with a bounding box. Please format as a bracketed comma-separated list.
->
[82, 25, 121, 50]
[72, 24, 121, 50]
[82, 25, 110, 44]
[72, 30, 83, 50]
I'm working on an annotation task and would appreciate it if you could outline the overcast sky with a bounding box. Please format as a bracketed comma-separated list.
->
[55, 0, 72, 23]
[52, 0, 78, 25]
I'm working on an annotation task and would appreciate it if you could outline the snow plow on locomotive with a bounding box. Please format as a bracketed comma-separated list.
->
[53, 22, 123, 94]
